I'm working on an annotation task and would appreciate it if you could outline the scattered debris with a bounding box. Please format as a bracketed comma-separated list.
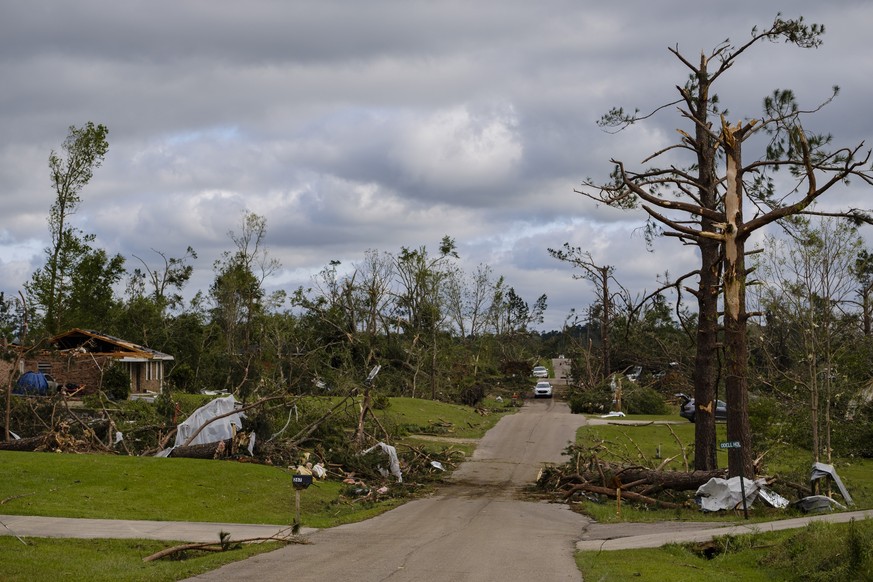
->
[600, 411, 626, 418]
[362, 442, 403, 482]
[538, 454, 726, 510]
[793, 495, 847, 513]
[695, 477, 759, 512]
[810, 462, 854, 506]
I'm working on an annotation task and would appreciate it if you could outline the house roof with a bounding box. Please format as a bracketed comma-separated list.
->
[50, 328, 174, 361]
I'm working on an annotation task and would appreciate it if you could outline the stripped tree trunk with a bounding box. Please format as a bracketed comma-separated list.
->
[721, 119, 754, 479]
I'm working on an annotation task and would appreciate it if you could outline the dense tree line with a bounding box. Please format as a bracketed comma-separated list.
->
[0, 130, 551, 404]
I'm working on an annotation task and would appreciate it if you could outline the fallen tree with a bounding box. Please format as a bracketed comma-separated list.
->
[537, 453, 727, 509]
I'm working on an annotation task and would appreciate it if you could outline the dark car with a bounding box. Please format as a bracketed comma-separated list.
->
[676, 393, 727, 423]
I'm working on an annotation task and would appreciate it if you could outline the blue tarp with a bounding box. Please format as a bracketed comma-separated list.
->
[14, 371, 52, 396]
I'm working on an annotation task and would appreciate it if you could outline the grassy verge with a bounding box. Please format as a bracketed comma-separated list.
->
[577, 518, 873, 581]
[0, 537, 284, 582]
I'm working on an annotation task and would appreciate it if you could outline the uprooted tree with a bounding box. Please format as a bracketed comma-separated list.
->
[581, 15, 873, 478]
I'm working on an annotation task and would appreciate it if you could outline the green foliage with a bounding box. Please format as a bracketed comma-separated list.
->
[102, 364, 130, 400]
[167, 362, 196, 393]
[759, 519, 873, 581]
[27, 122, 116, 335]
[622, 384, 668, 415]
[370, 391, 391, 410]
[456, 382, 486, 407]
[830, 401, 873, 458]
[568, 383, 613, 414]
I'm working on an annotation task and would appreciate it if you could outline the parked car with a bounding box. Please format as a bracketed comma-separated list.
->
[532, 365, 548, 378]
[676, 393, 727, 422]
[533, 381, 553, 398]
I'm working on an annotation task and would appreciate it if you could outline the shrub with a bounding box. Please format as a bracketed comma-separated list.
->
[457, 383, 486, 407]
[568, 384, 613, 414]
[622, 384, 668, 415]
[102, 365, 130, 400]
[168, 363, 196, 394]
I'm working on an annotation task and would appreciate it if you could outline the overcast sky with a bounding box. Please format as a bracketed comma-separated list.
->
[2, 1, 872, 331]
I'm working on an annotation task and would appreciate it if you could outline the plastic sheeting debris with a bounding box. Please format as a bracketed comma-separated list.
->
[600, 411, 626, 418]
[363, 441, 402, 482]
[757, 486, 790, 509]
[810, 462, 854, 506]
[793, 495, 847, 513]
[696, 477, 789, 511]
[696, 476, 759, 512]
[156, 395, 246, 457]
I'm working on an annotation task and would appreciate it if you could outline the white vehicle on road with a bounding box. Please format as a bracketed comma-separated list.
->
[533, 381, 553, 398]
[531, 365, 548, 378]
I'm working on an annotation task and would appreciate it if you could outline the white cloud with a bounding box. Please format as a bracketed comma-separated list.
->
[392, 104, 522, 193]
[1, 1, 872, 330]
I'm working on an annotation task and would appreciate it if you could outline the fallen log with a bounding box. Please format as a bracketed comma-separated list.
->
[166, 438, 233, 459]
[562, 462, 726, 492]
[0, 435, 44, 451]
[565, 482, 686, 509]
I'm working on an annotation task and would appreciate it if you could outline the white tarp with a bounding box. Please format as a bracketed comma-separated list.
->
[363, 442, 403, 482]
[156, 395, 245, 456]
[175, 395, 244, 448]
[696, 476, 759, 512]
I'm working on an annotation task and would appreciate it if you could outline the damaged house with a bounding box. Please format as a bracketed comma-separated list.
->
[13, 328, 174, 396]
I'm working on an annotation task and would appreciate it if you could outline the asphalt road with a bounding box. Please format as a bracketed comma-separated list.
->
[186, 397, 590, 582]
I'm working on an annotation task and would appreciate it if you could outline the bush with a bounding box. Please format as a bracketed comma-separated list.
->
[457, 383, 486, 407]
[568, 384, 613, 414]
[102, 365, 130, 400]
[567, 378, 668, 415]
[622, 384, 668, 415]
[168, 363, 196, 394]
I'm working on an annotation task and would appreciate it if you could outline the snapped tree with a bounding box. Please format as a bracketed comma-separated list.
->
[582, 15, 873, 477]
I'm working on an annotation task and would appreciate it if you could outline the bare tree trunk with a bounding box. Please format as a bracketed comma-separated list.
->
[810, 362, 820, 463]
[691, 66, 722, 472]
[600, 266, 611, 378]
[693, 238, 721, 471]
[722, 128, 754, 479]
[356, 384, 370, 448]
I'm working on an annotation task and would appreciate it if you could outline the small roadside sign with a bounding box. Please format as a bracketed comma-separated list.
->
[719, 441, 741, 449]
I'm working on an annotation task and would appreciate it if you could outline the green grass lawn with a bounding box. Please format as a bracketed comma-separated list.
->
[375, 396, 509, 439]
[0, 537, 285, 582]
[0, 451, 410, 527]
